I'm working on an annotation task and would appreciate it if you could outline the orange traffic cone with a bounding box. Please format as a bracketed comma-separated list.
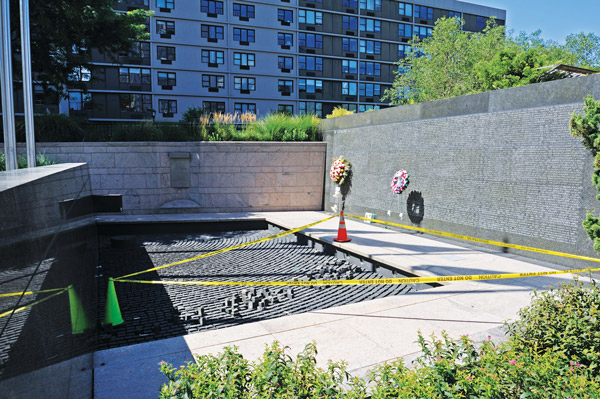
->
[333, 212, 352, 242]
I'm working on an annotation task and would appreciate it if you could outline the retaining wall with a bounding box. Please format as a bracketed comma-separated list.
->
[321, 74, 600, 267]
[22, 142, 327, 214]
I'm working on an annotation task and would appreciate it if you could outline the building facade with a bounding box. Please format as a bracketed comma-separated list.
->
[71, 0, 505, 121]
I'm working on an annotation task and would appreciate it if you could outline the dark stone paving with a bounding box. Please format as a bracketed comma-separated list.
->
[97, 228, 427, 350]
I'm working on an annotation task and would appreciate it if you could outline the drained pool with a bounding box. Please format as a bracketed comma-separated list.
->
[98, 227, 429, 350]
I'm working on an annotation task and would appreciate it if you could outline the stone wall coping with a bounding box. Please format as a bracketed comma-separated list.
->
[320, 73, 600, 131]
[0, 163, 86, 193]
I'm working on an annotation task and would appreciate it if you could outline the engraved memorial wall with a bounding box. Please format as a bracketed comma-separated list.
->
[322, 74, 600, 266]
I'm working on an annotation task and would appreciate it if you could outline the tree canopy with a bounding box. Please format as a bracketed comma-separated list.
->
[8, 0, 151, 96]
[383, 18, 597, 105]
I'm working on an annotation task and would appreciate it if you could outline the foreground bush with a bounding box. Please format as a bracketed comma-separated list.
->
[159, 278, 600, 398]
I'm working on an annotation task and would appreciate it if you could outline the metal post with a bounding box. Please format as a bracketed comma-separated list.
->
[0, 0, 17, 171]
[20, 0, 35, 168]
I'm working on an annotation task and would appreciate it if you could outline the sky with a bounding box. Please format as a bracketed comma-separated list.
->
[473, 0, 600, 44]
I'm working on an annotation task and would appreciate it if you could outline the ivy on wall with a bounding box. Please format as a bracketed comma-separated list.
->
[570, 95, 600, 251]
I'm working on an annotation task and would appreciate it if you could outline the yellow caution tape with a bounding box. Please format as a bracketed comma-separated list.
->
[345, 214, 600, 264]
[0, 287, 66, 298]
[115, 267, 600, 287]
[0, 287, 69, 319]
[115, 215, 336, 281]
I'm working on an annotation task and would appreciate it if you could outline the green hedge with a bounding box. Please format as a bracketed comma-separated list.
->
[1, 113, 322, 142]
[159, 278, 600, 398]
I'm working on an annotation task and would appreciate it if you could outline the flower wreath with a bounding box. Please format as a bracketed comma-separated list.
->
[391, 170, 409, 194]
[330, 156, 351, 186]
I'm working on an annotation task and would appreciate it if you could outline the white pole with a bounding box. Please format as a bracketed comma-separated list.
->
[20, 0, 35, 168]
[0, 0, 17, 171]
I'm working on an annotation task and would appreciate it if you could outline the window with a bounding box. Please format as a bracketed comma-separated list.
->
[416, 26, 432, 39]
[201, 49, 224, 65]
[414, 5, 433, 20]
[343, 16, 358, 30]
[398, 23, 412, 38]
[120, 93, 152, 112]
[201, 24, 224, 41]
[157, 71, 176, 86]
[159, 99, 177, 114]
[299, 101, 322, 117]
[278, 56, 293, 71]
[278, 33, 293, 48]
[130, 42, 150, 59]
[476, 16, 486, 29]
[202, 74, 225, 89]
[203, 101, 225, 113]
[340, 103, 357, 112]
[233, 52, 255, 67]
[342, 82, 357, 95]
[360, 62, 380, 76]
[200, 0, 223, 15]
[299, 33, 322, 48]
[299, 56, 322, 71]
[119, 67, 151, 84]
[68, 67, 91, 82]
[233, 28, 255, 44]
[360, 18, 380, 33]
[234, 103, 256, 114]
[398, 44, 411, 58]
[359, 104, 380, 112]
[278, 9, 293, 24]
[359, 0, 381, 11]
[278, 104, 293, 114]
[234, 76, 256, 91]
[157, 0, 174, 9]
[233, 3, 254, 19]
[360, 40, 381, 54]
[398, 2, 412, 16]
[278, 79, 293, 94]
[359, 83, 381, 96]
[342, 38, 358, 52]
[342, 60, 357, 74]
[156, 20, 175, 35]
[298, 10, 322, 25]
[448, 11, 461, 18]
[298, 79, 322, 93]
[68, 92, 92, 111]
[343, 0, 357, 7]
[157, 45, 176, 61]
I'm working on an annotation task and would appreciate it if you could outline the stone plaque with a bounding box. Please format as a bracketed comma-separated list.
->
[169, 152, 191, 188]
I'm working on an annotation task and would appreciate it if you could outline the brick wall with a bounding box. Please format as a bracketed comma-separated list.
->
[23, 142, 326, 214]
[321, 74, 600, 266]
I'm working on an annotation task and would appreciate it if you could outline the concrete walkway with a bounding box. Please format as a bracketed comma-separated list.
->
[92, 211, 594, 399]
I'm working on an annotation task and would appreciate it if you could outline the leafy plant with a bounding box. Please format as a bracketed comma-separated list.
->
[326, 107, 355, 119]
[570, 95, 600, 250]
[0, 152, 56, 171]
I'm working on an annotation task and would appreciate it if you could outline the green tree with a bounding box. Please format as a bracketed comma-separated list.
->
[8, 0, 151, 96]
[565, 32, 600, 68]
[383, 19, 582, 105]
[382, 17, 505, 105]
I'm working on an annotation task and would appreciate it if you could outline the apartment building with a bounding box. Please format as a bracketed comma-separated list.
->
[69, 0, 505, 120]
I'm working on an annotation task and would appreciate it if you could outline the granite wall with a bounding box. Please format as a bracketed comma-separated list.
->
[0, 164, 98, 384]
[321, 74, 600, 267]
[21, 142, 327, 215]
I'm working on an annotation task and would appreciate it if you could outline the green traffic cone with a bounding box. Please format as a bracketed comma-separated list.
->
[68, 285, 91, 334]
[104, 278, 124, 326]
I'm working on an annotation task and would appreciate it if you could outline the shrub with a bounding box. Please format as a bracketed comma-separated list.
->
[507, 278, 600, 372]
[0, 152, 56, 171]
[159, 278, 600, 398]
[159, 342, 356, 399]
[326, 106, 355, 119]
